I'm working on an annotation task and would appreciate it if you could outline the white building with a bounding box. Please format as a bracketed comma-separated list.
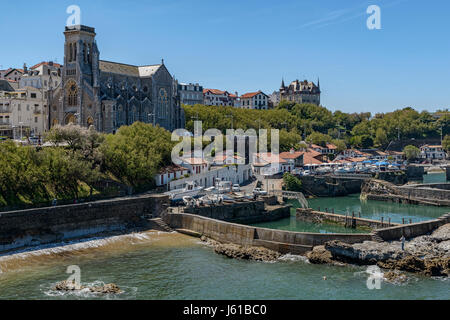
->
[420, 145, 446, 160]
[0, 86, 48, 137]
[203, 89, 236, 106]
[178, 82, 203, 105]
[252, 153, 294, 176]
[169, 164, 253, 191]
[310, 143, 337, 155]
[240, 91, 269, 110]
[19, 61, 62, 91]
[0, 67, 25, 82]
[154, 165, 190, 187]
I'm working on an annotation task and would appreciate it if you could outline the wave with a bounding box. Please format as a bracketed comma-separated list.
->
[0, 231, 176, 274]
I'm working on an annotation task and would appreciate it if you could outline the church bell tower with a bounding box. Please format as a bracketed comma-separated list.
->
[61, 25, 100, 127]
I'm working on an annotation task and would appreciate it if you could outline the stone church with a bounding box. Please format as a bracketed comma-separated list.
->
[49, 25, 185, 133]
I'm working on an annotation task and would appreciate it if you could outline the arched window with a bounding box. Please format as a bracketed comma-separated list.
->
[66, 81, 78, 106]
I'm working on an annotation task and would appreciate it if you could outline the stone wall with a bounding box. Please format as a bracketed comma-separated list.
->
[0, 194, 169, 252]
[296, 208, 402, 230]
[299, 176, 363, 197]
[163, 213, 373, 255]
[374, 213, 450, 241]
[182, 200, 290, 224]
[361, 179, 450, 206]
[397, 183, 450, 203]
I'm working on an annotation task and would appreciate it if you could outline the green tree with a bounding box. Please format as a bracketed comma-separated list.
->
[374, 128, 388, 147]
[305, 132, 332, 147]
[101, 122, 174, 190]
[403, 145, 420, 162]
[443, 135, 450, 153]
[283, 173, 302, 192]
[331, 139, 347, 153]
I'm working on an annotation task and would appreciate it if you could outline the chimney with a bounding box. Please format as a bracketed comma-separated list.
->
[23, 63, 27, 73]
[290, 148, 295, 154]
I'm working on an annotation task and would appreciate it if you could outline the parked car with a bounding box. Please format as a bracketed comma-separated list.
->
[232, 184, 241, 192]
[253, 188, 268, 196]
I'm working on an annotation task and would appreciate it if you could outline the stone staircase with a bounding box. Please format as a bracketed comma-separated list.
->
[149, 218, 173, 232]
[370, 232, 384, 243]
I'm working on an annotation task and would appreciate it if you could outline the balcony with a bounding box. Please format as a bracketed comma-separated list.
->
[0, 108, 12, 113]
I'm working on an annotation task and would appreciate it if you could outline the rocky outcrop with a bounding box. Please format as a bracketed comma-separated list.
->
[306, 246, 334, 264]
[307, 223, 450, 277]
[53, 280, 123, 294]
[202, 237, 281, 262]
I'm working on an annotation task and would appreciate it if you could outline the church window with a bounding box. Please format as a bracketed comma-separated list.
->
[66, 82, 78, 106]
[158, 88, 169, 120]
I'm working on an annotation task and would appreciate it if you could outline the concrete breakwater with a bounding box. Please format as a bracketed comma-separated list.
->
[361, 180, 450, 206]
[373, 213, 450, 241]
[163, 212, 373, 255]
[0, 194, 168, 253]
[296, 208, 402, 230]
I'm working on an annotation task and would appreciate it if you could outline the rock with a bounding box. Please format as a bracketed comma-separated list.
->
[90, 283, 123, 294]
[306, 246, 333, 264]
[377, 256, 425, 273]
[377, 256, 449, 277]
[384, 271, 408, 284]
[53, 280, 122, 294]
[211, 241, 280, 262]
[315, 224, 450, 277]
[54, 280, 84, 291]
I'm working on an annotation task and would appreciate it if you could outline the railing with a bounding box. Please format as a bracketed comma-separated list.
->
[328, 173, 373, 179]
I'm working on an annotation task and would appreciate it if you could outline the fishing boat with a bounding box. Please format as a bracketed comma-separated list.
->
[166, 181, 204, 202]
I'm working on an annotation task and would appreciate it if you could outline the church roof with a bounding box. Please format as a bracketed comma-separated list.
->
[138, 65, 162, 77]
[99, 60, 162, 78]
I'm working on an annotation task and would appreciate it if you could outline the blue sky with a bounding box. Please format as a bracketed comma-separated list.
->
[1, 0, 449, 113]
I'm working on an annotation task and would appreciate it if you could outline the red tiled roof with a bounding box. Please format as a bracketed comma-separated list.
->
[302, 153, 323, 165]
[254, 153, 287, 164]
[30, 61, 62, 70]
[203, 88, 226, 95]
[4, 68, 24, 76]
[326, 143, 337, 149]
[279, 151, 303, 160]
[241, 91, 266, 99]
